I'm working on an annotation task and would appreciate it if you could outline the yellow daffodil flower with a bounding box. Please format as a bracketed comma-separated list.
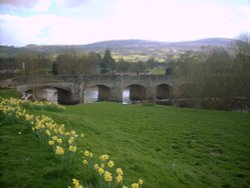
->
[55, 146, 64, 155]
[48, 140, 55, 145]
[116, 174, 123, 184]
[98, 168, 104, 175]
[104, 171, 112, 182]
[100, 154, 109, 161]
[116, 168, 123, 176]
[131, 183, 139, 188]
[82, 160, 88, 165]
[108, 160, 115, 168]
[138, 178, 143, 185]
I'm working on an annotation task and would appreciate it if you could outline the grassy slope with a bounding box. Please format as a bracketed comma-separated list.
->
[1, 98, 250, 187]
[0, 114, 71, 188]
[62, 103, 250, 188]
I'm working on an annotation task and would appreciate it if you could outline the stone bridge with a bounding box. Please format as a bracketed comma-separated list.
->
[15, 75, 174, 104]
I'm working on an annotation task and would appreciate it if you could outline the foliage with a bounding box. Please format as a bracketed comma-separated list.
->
[171, 34, 250, 110]
[54, 50, 101, 75]
[100, 49, 115, 74]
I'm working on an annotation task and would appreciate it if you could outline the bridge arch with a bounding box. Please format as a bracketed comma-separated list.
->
[17, 83, 78, 105]
[85, 84, 112, 102]
[128, 84, 146, 101]
[156, 84, 172, 99]
[97, 85, 111, 101]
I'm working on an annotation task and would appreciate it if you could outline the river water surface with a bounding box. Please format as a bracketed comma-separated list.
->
[37, 87, 131, 104]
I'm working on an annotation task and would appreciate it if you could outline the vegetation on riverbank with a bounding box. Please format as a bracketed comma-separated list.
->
[0, 90, 250, 187]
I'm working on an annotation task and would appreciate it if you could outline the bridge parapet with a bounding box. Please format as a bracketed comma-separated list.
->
[14, 75, 78, 84]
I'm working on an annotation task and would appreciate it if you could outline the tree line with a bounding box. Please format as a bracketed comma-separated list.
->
[167, 34, 250, 110]
[0, 48, 163, 77]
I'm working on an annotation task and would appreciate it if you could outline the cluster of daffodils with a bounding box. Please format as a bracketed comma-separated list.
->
[32, 100, 65, 109]
[91, 154, 143, 188]
[0, 97, 143, 188]
[68, 178, 84, 188]
[0, 97, 25, 118]
[0, 97, 79, 157]
[21, 99, 65, 111]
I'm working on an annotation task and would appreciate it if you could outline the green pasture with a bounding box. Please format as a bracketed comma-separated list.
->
[0, 90, 250, 188]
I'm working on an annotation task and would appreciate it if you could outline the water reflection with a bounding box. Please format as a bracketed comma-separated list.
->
[36, 88, 58, 103]
[122, 89, 131, 104]
[36, 87, 131, 104]
[84, 87, 98, 103]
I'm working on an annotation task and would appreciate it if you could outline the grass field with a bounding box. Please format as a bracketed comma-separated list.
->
[1, 90, 250, 188]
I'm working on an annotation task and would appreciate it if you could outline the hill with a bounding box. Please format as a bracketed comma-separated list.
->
[1, 38, 235, 59]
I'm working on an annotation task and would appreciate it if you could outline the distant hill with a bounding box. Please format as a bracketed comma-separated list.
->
[0, 38, 235, 59]
[80, 38, 234, 49]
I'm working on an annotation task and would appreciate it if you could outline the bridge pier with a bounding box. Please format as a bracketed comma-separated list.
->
[145, 86, 156, 102]
[110, 86, 122, 102]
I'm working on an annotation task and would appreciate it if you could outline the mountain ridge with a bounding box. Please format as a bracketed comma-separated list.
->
[0, 38, 235, 59]
[23, 37, 234, 49]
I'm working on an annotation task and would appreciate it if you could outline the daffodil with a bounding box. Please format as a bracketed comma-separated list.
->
[45, 130, 51, 136]
[48, 140, 55, 145]
[72, 178, 83, 188]
[57, 138, 63, 144]
[68, 137, 74, 144]
[94, 164, 99, 170]
[116, 174, 123, 184]
[131, 183, 139, 188]
[82, 160, 88, 165]
[116, 168, 123, 176]
[108, 160, 115, 168]
[84, 150, 90, 157]
[55, 146, 64, 155]
[138, 178, 143, 185]
[69, 145, 77, 152]
[104, 171, 112, 182]
[100, 154, 109, 161]
[98, 167, 104, 175]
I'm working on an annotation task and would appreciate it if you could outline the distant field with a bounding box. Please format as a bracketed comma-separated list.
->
[1, 91, 250, 187]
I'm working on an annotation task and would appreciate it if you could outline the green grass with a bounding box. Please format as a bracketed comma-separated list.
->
[1, 91, 250, 187]
[150, 67, 165, 75]
[0, 114, 71, 188]
[0, 89, 21, 99]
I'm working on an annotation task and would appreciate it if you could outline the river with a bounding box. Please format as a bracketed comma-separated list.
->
[36, 87, 131, 104]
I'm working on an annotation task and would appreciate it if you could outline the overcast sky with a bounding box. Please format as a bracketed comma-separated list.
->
[0, 0, 249, 46]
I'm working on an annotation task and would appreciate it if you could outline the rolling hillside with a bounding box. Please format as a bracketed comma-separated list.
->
[1, 38, 235, 58]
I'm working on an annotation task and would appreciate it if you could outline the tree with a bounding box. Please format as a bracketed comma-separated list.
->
[52, 63, 58, 75]
[54, 50, 102, 75]
[100, 48, 115, 74]
[116, 57, 130, 72]
[231, 34, 250, 101]
[15, 52, 40, 77]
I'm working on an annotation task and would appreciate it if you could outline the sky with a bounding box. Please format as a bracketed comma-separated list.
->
[0, 0, 249, 46]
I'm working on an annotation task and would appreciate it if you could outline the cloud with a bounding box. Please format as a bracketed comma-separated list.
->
[0, 0, 37, 7]
[0, 0, 52, 12]
[0, 13, 102, 45]
[64, 0, 90, 7]
[239, 5, 250, 16]
[0, 0, 249, 46]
